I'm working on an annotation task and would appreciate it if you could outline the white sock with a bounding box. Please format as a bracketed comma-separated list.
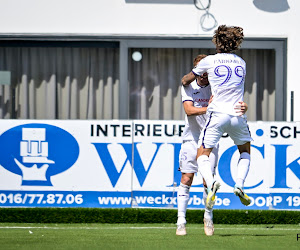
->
[177, 183, 190, 225]
[203, 188, 213, 220]
[208, 146, 219, 175]
[236, 152, 250, 188]
[197, 155, 214, 189]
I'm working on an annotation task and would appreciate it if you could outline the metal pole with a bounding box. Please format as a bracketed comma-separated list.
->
[291, 91, 294, 122]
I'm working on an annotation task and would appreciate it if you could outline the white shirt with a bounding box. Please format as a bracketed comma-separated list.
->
[181, 80, 211, 141]
[192, 53, 246, 116]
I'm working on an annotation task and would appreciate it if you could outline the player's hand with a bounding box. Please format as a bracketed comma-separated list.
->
[234, 101, 248, 115]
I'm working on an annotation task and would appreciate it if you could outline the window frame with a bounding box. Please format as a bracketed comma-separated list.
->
[0, 35, 287, 121]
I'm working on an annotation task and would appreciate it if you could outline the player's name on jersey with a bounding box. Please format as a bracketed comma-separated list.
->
[213, 59, 244, 64]
[90, 123, 185, 137]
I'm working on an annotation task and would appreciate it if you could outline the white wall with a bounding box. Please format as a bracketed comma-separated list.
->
[1, 0, 299, 120]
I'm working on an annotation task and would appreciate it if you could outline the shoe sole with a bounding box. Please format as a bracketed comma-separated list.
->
[203, 219, 214, 236]
[206, 181, 221, 209]
[204, 229, 214, 236]
[176, 224, 187, 236]
[176, 228, 187, 236]
[234, 188, 251, 206]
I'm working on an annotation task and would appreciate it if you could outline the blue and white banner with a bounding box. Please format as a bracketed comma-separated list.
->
[0, 120, 299, 210]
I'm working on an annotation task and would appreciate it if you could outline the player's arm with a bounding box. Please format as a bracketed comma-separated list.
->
[181, 72, 197, 86]
[182, 57, 208, 86]
[183, 101, 207, 116]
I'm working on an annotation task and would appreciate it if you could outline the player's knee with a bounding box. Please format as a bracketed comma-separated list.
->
[238, 142, 251, 154]
[240, 152, 250, 160]
[181, 175, 193, 186]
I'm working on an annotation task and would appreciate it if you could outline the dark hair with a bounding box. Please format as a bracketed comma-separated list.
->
[212, 25, 244, 53]
[193, 54, 207, 67]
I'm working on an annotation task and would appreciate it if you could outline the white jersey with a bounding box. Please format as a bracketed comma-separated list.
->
[181, 80, 211, 141]
[192, 53, 246, 116]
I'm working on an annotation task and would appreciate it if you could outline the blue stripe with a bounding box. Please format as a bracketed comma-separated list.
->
[245, 118, 251, 137]
[247, 124, 251, 136]
[202, 112, 213, 148]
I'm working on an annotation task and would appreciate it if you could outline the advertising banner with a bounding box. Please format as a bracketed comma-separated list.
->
[0, 120, 299, 210]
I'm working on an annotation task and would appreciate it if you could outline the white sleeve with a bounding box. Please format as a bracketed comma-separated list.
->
[181, 85, 194, 102]
[192, 57, 210, 76]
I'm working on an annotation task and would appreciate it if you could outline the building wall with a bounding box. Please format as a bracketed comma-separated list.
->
[1, 0, 299, 120]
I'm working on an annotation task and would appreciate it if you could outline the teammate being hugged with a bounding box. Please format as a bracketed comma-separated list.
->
[176, 54, 248, 237]
[181, 25, 253, 213]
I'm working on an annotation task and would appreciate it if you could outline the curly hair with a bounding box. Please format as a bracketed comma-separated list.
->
[212, 25, 244, 53]
[193, 54, 207, 67]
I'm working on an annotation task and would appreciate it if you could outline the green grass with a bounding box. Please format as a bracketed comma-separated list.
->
[0, 223, 299, 250]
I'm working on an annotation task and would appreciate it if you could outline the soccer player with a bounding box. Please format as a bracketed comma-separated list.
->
[176, 54, 248, 236]
[181, 25, 253, 212]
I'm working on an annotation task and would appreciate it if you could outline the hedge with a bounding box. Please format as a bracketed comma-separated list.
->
[0, 208, 299, 224]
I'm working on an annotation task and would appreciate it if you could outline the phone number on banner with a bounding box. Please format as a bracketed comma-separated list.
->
[0, 191, 84, 207]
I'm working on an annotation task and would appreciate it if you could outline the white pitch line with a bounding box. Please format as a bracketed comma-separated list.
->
[0, 226, 299, 231]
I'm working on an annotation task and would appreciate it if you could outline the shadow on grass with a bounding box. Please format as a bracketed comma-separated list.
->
[218, 234, 285, 237]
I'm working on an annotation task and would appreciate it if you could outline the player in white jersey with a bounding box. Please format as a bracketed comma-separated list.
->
[181, 25, 253, 211]
[176, 54, 248, 236]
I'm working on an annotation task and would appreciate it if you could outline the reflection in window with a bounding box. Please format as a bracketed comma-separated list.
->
[128, 48, 275, 121]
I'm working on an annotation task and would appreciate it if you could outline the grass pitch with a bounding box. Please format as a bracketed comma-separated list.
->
[0, 223, 299, 250]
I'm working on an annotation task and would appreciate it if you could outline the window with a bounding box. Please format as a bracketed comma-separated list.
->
[0, 37, 286, 121]
[0, 41, 119, 119]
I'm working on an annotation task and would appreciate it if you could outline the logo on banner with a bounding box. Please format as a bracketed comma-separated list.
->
[0, 124, 79, 186]
[93, 142, 164, 187]
[93, 140, 300, 190]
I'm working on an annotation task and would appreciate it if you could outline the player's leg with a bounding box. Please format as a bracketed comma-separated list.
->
[202, 145, 218, 236]
[236, 142, 251, 188]
[203, 145, 218, 218]
[208, 145, 219, 183]
[197, 146, 220, 209]
[202, 178, 214, 236]
[227, 116, 252, 206]
[177, 173, 194, 224]
[176, 141, 197, 236]
[197, 146, 214, 187]
[197, 113, 225, 209]
[234, 142, 251, 205]
[176, 173, 194, 236]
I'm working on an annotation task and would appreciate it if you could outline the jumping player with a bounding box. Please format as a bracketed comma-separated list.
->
[181, 25, 252, 212]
